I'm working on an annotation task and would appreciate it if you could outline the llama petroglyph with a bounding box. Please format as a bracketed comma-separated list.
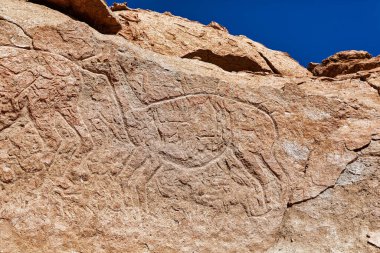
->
[81, 54, 289, 216]
[122, 94, 289, 216]
[0, 46, 288, 216]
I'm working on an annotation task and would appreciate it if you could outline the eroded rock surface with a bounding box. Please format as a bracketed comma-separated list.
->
[0, 1, 379, 252]
[309, 50, 380, 77]
[269, 140, 380, 253]
[114, 8, 310, 77]
[31, 0, 122, 34]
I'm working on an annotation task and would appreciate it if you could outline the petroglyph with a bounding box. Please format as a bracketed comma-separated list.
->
[0, 45, 287, 217]
[0, 47, 93, 171]
[80, 52, 288, 216]
[121, 92, 287, 216]
[2, 2, 379, 250]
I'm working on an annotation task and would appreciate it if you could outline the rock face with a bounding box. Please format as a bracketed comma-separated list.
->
[114, 8, 310, 77]
[31, 0, 122, 34]
[0, 1, 379, 252]
[309, 50, 380, 77]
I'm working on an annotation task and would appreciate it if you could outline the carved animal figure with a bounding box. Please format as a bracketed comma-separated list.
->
[80, 54, 289, 217]
[121, 94, 288, 216]
[0, 47, 93, 169]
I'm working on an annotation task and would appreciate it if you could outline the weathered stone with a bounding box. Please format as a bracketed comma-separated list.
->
[110, 2, 129, 12]
[270, 140, 380, 252]
[309, 50, 380, 77]
[116, 8, 311, 77]
[322, 50, 372, 64]
[0, 0, 379, 252]
[31, 0, 122, 34]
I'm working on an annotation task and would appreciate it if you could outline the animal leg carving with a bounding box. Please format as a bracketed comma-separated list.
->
[123, 147, 161, 211]
[231, 149, 271, 216]
[230, 103, 288, 214]
[29, 108, 61, 166]
[219, 150, 269, 216]
[59, 106, 93, 157]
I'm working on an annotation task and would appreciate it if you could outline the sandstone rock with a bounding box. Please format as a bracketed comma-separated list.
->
[116, 8, 311, 77]
[110, 2, 129, 12]
[31, 0, 122, 34]
[307, 62, 319, 72]
[309, 50, 380, 77]
[0, 0, 379, 252]
[269, 140, 380, 252]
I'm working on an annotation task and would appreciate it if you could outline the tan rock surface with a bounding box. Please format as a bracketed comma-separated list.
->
[31, 0, 122, 33]
[0, 0, 379, 252]
[269, 139, 380, 253]
[309, 50, 380, 77]
[115, 8, 310, 77]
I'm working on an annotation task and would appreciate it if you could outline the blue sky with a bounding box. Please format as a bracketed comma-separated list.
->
[107, 0, 380, 66]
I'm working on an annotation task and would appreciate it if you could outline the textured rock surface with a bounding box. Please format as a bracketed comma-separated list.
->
[31, 0, 122, 33]
[268, 140, 380, 252]
[115, 8, 310, 77]
[309, 50, 380, 77]
[0, 1, 379, 252]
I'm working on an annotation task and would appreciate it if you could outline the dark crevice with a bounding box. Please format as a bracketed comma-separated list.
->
[182, 49, 269, 73]
[366, 81, 380, 96]
[0, 16, 34, 43]
[352, 141, 372, 153]
[368, 242, 380, 249]
[258, 52, 281, 75]
[359, 75, 380, 96]
[287, 185, 334, 208]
